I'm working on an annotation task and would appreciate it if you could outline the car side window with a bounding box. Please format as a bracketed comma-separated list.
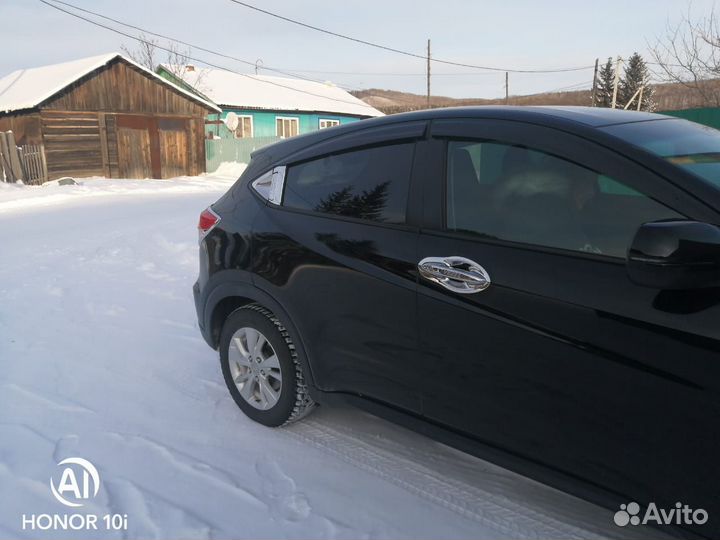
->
[446, 140, 684, 258]
[283, 143, 414, 224]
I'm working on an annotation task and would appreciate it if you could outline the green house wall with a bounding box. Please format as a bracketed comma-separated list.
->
[207, 109, 361, 139]
[155, 67, 367, 140]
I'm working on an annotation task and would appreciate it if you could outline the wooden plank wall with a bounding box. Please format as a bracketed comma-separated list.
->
[11, 58, 216, 180]
[43, 60, 212, 118]
[41, 110, 103, 179]
[159, 129, 188, 178]
[4, 111, 205, 180]
[117, 126, 152, 179]
[190, 118, 206, 176]
[0, 114, 42, 145]
[0, 131, 23, 182]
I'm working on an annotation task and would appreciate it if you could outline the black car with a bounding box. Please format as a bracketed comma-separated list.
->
[194, 106, 720, 537]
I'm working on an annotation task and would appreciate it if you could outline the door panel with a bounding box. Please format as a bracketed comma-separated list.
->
[419, 235, 720, 512]
[253, 210, 421, 411]
[117, 127, 151, 179]
[416, 123, 720, 534]
[159, 128, 189, 179]
[116, 116, 191, 179]
[252, 140, 423, 412]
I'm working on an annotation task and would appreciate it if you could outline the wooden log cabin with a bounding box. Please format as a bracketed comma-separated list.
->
[0, 53, 220, 180]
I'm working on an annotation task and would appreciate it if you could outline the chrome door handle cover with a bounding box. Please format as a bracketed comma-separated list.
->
[418, 256, 491, 294]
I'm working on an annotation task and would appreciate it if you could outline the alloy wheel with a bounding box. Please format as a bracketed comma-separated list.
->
[228, 327, 282, 410]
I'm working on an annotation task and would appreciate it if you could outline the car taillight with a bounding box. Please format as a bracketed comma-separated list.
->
[198, 207, 220, 242]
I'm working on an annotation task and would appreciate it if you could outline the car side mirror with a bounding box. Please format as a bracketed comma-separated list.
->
[627, 220, 720, 290]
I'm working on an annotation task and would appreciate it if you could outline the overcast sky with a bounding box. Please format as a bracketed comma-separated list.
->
[1, 0, 717, 99]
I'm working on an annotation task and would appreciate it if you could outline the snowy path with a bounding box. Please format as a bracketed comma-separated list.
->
[0, 178, 664, 539]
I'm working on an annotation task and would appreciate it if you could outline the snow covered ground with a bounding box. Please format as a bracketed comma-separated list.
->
[0, 176, 666, 539]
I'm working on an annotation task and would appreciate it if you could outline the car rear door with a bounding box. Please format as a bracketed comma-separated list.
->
[252, 122, 426, 413]
[415, 118, 720, 523]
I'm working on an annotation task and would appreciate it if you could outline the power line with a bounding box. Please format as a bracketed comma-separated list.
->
[547, 81, 592, 93]
[42, 0, 343, 88]
[227, 0, 595, 74]
[37, 0, 602, 109]
[39, 0, 428, 107]
[273, 68, 504, 77]
[37, 0, 388, 110]
[43, 0, 470, 105]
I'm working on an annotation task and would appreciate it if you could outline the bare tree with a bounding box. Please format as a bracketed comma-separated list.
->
[121, 33, 159, 71]
[121, 35, 206, 90]
[650, 6, 720, 107]
[163, 43, 194, 79]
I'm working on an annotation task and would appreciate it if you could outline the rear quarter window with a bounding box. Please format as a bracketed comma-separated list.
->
[282, 143, 415, 224]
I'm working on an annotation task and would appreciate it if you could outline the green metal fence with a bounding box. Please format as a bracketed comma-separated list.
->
[660, 107, 720, 130]
[205, 136, 282, 173]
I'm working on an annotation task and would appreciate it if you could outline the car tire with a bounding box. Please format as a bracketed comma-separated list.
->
[219, 303, 315, 427]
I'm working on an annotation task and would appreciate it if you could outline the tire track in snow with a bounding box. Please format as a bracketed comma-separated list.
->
[287, 420, 555, 539]
[286, 418, 661, 540]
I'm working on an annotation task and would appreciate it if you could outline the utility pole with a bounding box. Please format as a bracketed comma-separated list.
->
[637, 85, 644, 111]
[590, 57, 599, 106]
[426, 39, 431, 109]
[505, 72, 509, 104]
[611, 56, 622, 109]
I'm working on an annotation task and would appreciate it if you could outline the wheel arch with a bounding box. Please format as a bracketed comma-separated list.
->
[205, 281, 319, 394]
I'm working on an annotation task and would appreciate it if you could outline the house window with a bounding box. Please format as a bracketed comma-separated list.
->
[319, 119, 340, 129]
[234, 115, 253, 138]
[276, 116, 299, 138]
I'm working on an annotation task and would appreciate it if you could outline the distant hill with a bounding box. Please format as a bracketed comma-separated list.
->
[351, 79, 720, 114]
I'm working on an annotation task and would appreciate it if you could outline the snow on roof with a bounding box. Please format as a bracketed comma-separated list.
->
[162, 65, 383, 117]
[0, 53, 220, 114]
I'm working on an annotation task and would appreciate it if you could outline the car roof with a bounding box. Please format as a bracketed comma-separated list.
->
[490, 105, 667, 126]
[354, 105, 668, 128]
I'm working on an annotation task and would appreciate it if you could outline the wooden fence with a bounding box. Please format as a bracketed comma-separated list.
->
[19, 144, 48, 184]
[0, 131, 48, 184]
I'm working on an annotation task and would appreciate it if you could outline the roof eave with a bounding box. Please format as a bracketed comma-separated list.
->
[0, 106, 40, 117]
[214, 103, 381, 117]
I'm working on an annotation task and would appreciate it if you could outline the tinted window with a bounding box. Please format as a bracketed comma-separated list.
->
[283, 143, 414, 223]
[602, 118, 720, 189]
[446, 140, 683, 258]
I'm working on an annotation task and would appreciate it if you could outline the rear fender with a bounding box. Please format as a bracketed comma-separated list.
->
[204, 277, 319, 395]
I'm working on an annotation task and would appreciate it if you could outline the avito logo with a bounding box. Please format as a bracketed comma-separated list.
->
[49, 457, 100, 507]
[614, 501, 708, 528]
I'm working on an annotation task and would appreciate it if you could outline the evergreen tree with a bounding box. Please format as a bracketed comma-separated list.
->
[595, 57, 616, 108]
[619, 53, 655, 111]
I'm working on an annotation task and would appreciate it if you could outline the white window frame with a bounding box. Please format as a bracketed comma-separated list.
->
[276, 116, 300, 138]
[319, 118, 340, 129]
[234, 115, 254, 138]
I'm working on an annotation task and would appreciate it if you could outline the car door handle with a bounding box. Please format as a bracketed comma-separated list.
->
[418, 256, 491, 294]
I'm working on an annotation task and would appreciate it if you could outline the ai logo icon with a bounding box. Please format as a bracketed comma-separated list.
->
[22, 457, 127, 532]
[50, 457, 100, 507]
